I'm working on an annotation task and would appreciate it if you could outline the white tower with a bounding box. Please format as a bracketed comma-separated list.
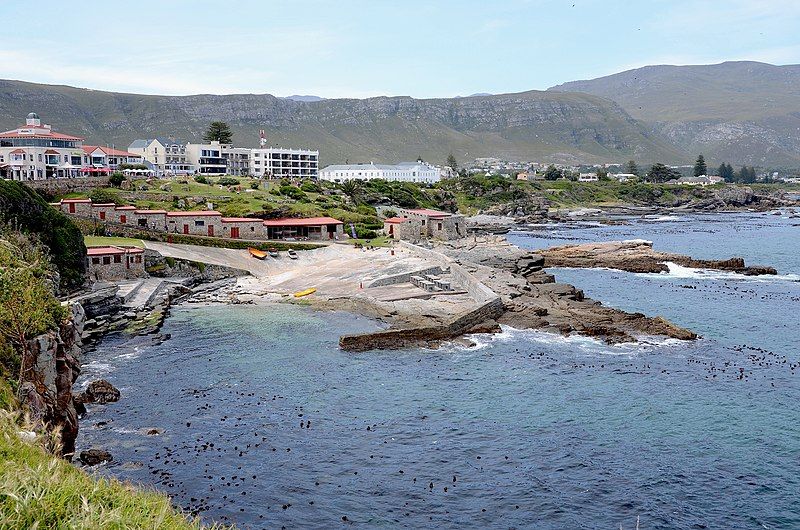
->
[26, 112, 41, 127]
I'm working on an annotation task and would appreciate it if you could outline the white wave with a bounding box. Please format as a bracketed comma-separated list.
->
[644, 215, 680, 222]
[650, 262, 800, 283]
[460, 325, 683, 356]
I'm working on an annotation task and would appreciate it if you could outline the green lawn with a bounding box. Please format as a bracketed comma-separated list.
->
[84, 235, 144, 248]
[345, 236, 392, 247]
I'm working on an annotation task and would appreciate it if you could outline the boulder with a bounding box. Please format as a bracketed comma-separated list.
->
[80, 448, 113, 466]
[76, 379, 120, 405]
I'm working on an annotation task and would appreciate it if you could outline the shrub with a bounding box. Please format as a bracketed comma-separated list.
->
[0, 181, 86, 290]
[300, 180, 321, 193]
[217, 177, 240, 186]
[354, 226, 377, 239]
[250, 181, 260, 190]
[278, 185, 308, 201]
[194, 175, 208, 184]
[88, 188, 118, 205]
[108, 172, 125, 187]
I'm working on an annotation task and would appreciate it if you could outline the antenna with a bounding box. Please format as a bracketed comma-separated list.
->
[259, 129, 266, 148]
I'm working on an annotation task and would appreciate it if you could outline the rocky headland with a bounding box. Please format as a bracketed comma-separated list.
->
[539, 240, 777, 275]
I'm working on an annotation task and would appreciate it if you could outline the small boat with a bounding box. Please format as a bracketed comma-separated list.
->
[287, 249, 298, 260]
[248, 247, 267, 260]
[268, 248, 279, 258]
[293, 287, 316, 298]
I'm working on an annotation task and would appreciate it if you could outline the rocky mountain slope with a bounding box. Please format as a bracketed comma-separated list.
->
[0, 79, 681, 166]
[549, 61, 800, 167]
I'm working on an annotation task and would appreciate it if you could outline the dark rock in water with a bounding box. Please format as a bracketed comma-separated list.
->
[146, 428, 162, 436]
[76, 379, 121, 405]
[80, 448, 113, 466]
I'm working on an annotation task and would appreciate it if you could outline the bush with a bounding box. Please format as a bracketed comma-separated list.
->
[0, 181, 86, 290]
[108, 172, 125, 187]
[300, 180, 321, 193]
[250, 181, 260, 190]
[194, 175, 208, 184]
[354, 226, 378, 239]
[278, 185, 308, 201]
[217, 177, 240, 186]
[88, 188, 119, 205]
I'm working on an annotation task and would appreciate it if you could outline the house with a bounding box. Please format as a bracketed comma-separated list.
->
[516, 172, 529, 181]
[86, 246, 146, 281]
[610, 173, 636, 183]
[250, 147, 319, 179]
[0, 113, 85, 180]
[133, 210, 168, 230]
[319, 161, 441, 184]
[59, 198, 93, 216]
[262, 217, 344, 240]
[90, 202, 117, 221]
[82, 145, 143, 170]
[674, 175, 725, 186]
[578, 173, 599, 182]
[221, 217, 264, 239]
[128, 138, 192, 176]
[165, 211, 223, 236]
[389, 208, 466, 241]
[111, 205, 137, 224]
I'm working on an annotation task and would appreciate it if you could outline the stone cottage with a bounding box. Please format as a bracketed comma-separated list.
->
[86, 246, 146, 281]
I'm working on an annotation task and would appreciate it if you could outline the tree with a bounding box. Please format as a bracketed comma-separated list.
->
[693, 154, 707, 177]
[544, 164, 562, 181]
[645, 163, 680, 183]
[108, 171, 125, 187]
[339, 179, 364, 204]
[717, 163, 735, 182]
[737, 165, 756, 184]
[446, 153, 458, 171]
[625, 160, 640, 176]
[203, 121, 233, 144]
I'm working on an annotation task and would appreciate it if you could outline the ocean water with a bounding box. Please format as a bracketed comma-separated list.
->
[77, 212, 800, 529]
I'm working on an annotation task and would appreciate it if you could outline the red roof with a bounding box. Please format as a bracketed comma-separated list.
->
[9, 149, 25, 154]
[222, 217, 262, 223]
[44, 149, 60, 155]
[404, 208, 452, 218]
[262, 217, 343, 227]
[115, 205, 136, 210]
[61, 198, 92, 203]
[384, 217, 410, 224]
[166, 210, 222, 217]
[91, 203, 116, 207]
[134, 209, 167, 214]
[86, 246, 143, 256]
[82, 145, 137, 157]
[0, 127, 83, 141]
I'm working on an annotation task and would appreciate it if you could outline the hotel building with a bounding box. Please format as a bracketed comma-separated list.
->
[250, 147, 319, 179]
[319, 161, 440, 184]
[128, 138, 192, 176]
[0, 113, 85, 180]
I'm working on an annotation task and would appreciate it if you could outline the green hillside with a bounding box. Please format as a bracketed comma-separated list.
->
[0, 80, 682, 166]
[549, 61, 800, 167]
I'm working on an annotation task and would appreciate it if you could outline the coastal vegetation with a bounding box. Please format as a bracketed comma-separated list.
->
[0, 181, 86, 290]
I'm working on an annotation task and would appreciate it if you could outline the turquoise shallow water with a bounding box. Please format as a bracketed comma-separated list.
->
[78, 212, 800, 529]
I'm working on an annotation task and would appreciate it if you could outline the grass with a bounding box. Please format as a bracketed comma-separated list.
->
[345, 236, 391, 247]
[83, 235, 144, 248]
[0, 380, 224, 529]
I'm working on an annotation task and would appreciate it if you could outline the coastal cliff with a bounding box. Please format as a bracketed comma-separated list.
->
[20, 303, 85, 459]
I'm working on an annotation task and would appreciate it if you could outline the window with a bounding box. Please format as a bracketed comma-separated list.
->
[135, 255, 142, 263]
[102, 256, 111, 265]
[113, 255, 121, 263]
[438, 223, 442, 231]
[91, 257, 100, 264]
[195, 220, 205, 227]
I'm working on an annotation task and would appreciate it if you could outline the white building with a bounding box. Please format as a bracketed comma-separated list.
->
[128, 138, 192, 176]
[578, 172, 599, 182]
[185, 142, 228, 176]
[82, 145, 143, 169]
[0, 113, 85, 180]
[250, 147, 319, 179]
[221, 145, 251, 176]
[319, 161, 440, 184]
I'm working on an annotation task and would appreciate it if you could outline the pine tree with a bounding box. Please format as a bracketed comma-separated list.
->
[544, 165, 562, 181]
[203, 121, 233, 144]
[693, 154, 707, 177]
[446, 153, 458, 171]
[625, 160, 639, 176]
[646, 163, 680, 183]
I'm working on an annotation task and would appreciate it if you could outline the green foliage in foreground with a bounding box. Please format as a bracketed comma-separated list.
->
[0, 399, 222, 529]
[0, 181, 87, 290]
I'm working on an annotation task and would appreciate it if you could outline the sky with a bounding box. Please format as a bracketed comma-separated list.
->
[5, 0, 800, 98]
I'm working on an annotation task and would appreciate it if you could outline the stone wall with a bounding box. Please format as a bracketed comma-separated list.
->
[87, 252, 146, 281]
[23, 177, 110, 196]
[144, 249, 249, 281]
[368, 266, 445, 287]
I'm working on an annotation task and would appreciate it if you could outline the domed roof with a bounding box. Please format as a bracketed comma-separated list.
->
[26, 112, 40, 119]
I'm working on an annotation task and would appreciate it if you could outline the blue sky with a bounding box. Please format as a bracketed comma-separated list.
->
[5, 0, 800, 98]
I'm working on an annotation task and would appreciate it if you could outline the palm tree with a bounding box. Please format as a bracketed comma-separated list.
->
[339, 179, 363, 204]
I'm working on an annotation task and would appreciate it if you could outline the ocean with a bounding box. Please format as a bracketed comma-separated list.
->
[77, 211, 800, 529]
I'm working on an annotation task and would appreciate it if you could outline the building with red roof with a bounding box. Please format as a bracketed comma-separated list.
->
[86, 246, 146, 281]
[387, 207, 466, 241]
[263, 217, 344, 240]
[82, 145, 144, 170]
[0, 113, 85, 181]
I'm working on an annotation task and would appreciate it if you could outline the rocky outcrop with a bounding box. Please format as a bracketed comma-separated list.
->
[21, 303, 85, 459]
[540, 240, 777, 275]
[79, 448, 113, 466]
[75, 379, 120, 405]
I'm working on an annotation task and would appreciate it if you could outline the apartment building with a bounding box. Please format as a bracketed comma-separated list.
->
[250, 147, 319, 179]
[221, 145, 251, 176]
[185, 142, 227, 176]
[128, 138, 192, 176]
[0, 113, 85, 180]
[82, 145, 143, 169]
[319, 161, 440, 184]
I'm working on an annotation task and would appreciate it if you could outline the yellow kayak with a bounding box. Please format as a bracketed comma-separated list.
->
[293, 288, 317, 298]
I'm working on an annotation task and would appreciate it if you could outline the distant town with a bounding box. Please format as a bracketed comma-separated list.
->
[2, 112, 798, 186]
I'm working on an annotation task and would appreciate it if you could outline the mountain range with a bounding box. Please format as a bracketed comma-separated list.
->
[0, 61, 797, 167]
